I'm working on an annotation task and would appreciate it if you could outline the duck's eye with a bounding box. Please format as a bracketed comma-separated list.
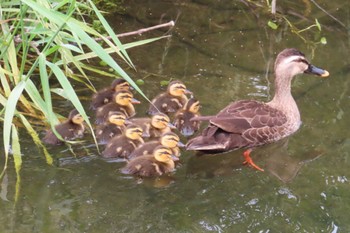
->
[295, 58, 309, 65]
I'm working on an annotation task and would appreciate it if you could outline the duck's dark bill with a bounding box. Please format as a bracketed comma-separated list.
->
[305, 64, 330, 77]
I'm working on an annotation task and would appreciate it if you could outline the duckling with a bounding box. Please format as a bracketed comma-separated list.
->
[128, 132, 185, 160]
[95, 90, 140, 124]
[186, 48, 329, 171]
[95, 111, 128, 144]
[101, 124, 144, 159]
[129, 112, 175, 138]
[91, 79, 131, 110]
[147, 80, 192, 115]
[121, 145, 179, 177]
[174, 97, 201, 137]
[43, 109, 85, 145]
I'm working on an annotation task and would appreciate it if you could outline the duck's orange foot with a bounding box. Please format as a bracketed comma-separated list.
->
[243, 149, 264, 172]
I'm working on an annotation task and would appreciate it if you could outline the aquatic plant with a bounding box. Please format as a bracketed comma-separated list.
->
[0, 0, 172, 180]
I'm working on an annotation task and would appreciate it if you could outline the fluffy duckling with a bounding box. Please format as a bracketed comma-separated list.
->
[174, 98, 201, 137]
[121, 145, 179, 177]
[101, 124, 144, 159]
[91, 79, 131, 110]
[95, 111, 128, 144]
[129, 112, 175, 138]
[147, 80, 192, 115]
[95, 90, 140, 124]
[128, 132, 185, 160]
[43, 109, 85, 145]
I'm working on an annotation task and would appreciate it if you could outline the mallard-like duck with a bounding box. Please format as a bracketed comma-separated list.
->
[101, 124, 144, 159]
[95, 90, 139, 124]
[129, 112, 175, 138]
[121, 145, 179, 177]
[147, 80, 192, 115]
[186, 48, 329, 171]
[43, 109, 85, 145]
[174, 97, 201, 137]
[91, 79, 131, 110]
[128, 132, 185, 160]
[95, 111, 128, 144]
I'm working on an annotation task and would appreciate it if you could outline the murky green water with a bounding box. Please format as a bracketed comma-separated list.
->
[1, 1, 350, 232]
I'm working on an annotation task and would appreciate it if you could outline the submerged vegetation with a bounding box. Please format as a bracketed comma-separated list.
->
[0, 0, 171, 180]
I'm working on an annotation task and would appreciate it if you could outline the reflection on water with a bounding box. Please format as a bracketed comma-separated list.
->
[1, 0, 350, 232]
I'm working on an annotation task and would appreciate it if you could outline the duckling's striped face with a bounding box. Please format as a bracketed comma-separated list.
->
[154, 146, 174, 163]
[72, 114, 84, 124]
[161, 134, 180, 148]
[108, 113, 126, 126]
[168, 82, 189, 97]
[114, 82, 130, 92]
[151, 114, 171, 129]
[125, 126, 143, 140]
[115, 91, 134, 106]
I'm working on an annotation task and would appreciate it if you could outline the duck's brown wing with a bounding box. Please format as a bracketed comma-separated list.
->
[186, 100, 288, 152]
[210, 100, 287, 134]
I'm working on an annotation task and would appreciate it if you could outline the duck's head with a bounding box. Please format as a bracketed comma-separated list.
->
[69, 109, 85, 125]
[107, 111, 127, 126]
[113, 90, 140, 106]
[153, 146, 179, 163]
[111, 79, 131, 92]
[167, 80, 192, 97]
[184, 98, 201, 113]
[125, 124, 143, 140]
[275, 48, 329, 79]
[160, 132, 185, 148]
[151, 113, 175, 129]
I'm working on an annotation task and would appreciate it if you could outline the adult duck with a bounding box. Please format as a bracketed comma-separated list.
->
[186, 48, 329, 171]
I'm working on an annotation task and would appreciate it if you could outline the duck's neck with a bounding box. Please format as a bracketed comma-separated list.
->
[267, 72, 300, 122]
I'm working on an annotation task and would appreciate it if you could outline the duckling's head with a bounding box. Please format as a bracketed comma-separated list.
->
[184, 98, 201, 113]
[108, 111, 126, 126]
[167, 80, 192, 97]
[69, 110, 85, 125]
[151, 113, 175, 129]
[275, 48, 329, 80]
[113, 90, 140, 106]
[125, 124, 143, 140]
[153, 146, 179, 163]
[111, 79, 130, 92]
[160, 132, 184, 148]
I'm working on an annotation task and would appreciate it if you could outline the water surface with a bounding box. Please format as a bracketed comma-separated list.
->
[1, 1, 350, 232]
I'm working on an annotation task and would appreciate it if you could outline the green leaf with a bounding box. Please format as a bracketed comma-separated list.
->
[3, 80, 26, 161]
[320, 37, 327, 45]
[267, 20, 278, 30]
[11, 125, 22, 203]
[315, 19, 321, 31]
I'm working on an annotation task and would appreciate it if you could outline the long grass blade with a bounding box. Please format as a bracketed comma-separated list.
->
[1, 80, 26, 178]
[10, 125, 22, 203]
[18, 114, 53, 165]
